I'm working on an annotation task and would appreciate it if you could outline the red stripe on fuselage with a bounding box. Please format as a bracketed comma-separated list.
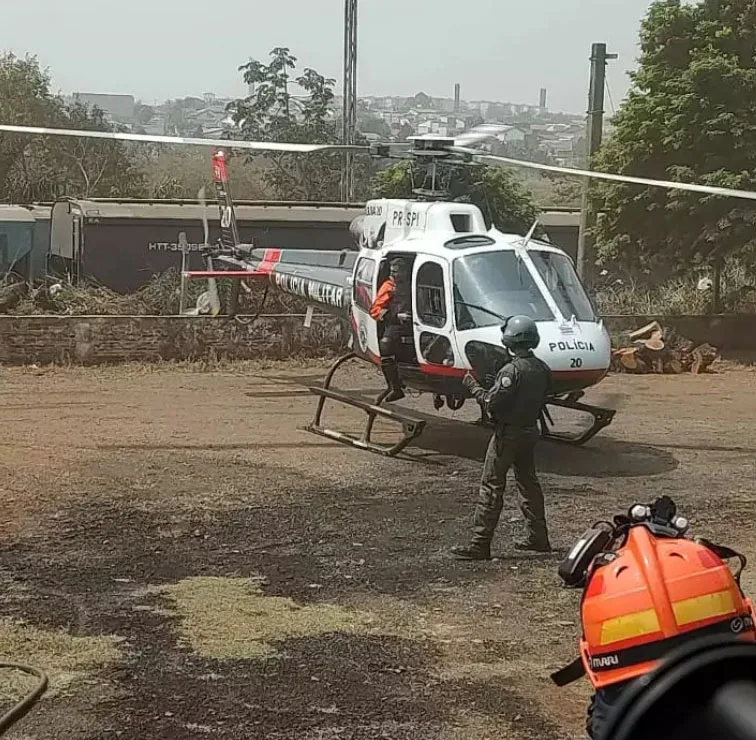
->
[255, 248, 282, 276]
[419, 363, 466, 378]
[183, 270, 260, 278]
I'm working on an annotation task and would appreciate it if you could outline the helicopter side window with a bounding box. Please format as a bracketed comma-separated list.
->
[353, 257, 375, 312]
[416, 261, 447, 329]
[419, 332, 454, 365]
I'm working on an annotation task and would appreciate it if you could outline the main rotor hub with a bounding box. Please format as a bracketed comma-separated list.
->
[408, 135, 456, 156]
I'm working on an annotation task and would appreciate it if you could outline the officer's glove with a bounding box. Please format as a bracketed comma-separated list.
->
[397, 312, 411, 323]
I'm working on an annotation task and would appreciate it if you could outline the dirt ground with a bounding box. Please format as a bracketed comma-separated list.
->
[1, 358, 755, 740]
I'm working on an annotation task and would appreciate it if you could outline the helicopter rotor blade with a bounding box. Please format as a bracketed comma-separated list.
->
[473, 151, 756, 203]
[7, 121, 756, 202]
[452, 123, 509, 149]
[0, 124, 369, 154]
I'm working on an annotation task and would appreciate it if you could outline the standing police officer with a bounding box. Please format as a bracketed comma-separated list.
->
[452, 315, 553, 560]
[369, 256, 412, 403]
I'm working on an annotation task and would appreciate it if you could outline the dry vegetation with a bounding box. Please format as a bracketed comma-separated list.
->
[0, 618, 122, 701]
[1, 269, 311, 317]
[592, 263, 756, 316]
[151, 576, 372, 660]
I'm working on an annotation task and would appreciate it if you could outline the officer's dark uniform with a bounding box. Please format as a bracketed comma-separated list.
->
[369, 257, 412, 402]
[452, 315, 553, 560]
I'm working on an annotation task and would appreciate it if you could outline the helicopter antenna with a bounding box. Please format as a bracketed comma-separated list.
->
[521, 219, 539, 248]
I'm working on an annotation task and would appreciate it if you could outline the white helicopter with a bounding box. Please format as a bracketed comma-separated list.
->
[3, 122, 755, 457]
[190, 134, 615, 456]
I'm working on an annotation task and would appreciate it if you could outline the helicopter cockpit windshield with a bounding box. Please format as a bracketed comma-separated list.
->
[528, 249, 597, 322]
[453, 250, 553, 330]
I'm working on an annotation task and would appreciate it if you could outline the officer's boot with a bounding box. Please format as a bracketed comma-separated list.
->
[514, 524, 552, 553]
[514, 538, 552, 553]
[380, 357, 405, 403]
[451, 541, 491, 561]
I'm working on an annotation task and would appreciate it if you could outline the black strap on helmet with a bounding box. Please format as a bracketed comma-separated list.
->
[551, 537, 750, 688]
[551, 612, 755, 687]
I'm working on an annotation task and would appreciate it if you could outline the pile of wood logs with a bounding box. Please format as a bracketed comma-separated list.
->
[611, 321, 719, 375]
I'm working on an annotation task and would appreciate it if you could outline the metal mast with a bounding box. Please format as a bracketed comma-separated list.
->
[341, 0, 358, 202]
[576, 42, 616, 284]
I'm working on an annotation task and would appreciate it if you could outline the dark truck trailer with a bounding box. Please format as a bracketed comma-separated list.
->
[49, 199, 365, 293]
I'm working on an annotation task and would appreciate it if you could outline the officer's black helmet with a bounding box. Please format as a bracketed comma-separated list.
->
[500, 315, 540, 349]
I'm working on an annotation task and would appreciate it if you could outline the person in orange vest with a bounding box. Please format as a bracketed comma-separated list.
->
[370, 257, 412, 402]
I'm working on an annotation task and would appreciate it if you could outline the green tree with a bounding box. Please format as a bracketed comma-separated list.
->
[358, 115, 391, 139]
[0, 53, 145, 201]
[593, 0, 756, 277]
[371, 161, 541, 234]
[551, 176, 583, 207]
[138, 147, 269, 200]
[0, 53, 63, 201]
[134, 102, 154, 126]
[47, 103, 145, 198]
[229, 48, 341, 200]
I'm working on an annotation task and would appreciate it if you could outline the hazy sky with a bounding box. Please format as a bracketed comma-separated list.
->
[2, 0, 654, 113]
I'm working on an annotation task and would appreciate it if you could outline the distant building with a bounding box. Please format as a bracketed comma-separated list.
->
[72, 93, 135, 124]
[495, 126, 527, 145]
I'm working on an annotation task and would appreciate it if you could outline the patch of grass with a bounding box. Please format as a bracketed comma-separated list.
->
[152, 576, 373, 660]
[0, 618, 123, 701]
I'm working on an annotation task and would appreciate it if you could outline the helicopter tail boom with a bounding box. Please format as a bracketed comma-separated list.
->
[183, 246, 357, 316]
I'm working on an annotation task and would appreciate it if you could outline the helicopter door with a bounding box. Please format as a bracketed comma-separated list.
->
[349, 254, 381, 360]
[412, 256, 457, 368]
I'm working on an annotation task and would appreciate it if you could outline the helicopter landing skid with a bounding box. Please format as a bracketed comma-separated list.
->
[540, 393, 616, 446]
[304, 352, 426, 457]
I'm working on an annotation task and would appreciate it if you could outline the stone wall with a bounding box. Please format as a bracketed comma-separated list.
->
[0, 314, 348, 365]
[0, 313, 755, 366]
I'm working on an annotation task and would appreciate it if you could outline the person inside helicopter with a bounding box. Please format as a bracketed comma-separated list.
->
[370, 256, 413, 402]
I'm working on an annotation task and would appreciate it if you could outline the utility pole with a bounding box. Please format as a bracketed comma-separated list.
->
[341, 0, 358, 202]
[576, 42, 617, 283]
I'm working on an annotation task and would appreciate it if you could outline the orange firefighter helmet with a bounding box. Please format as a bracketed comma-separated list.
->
[579, 516, 756, 689]
[552, 497, 756, 692]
